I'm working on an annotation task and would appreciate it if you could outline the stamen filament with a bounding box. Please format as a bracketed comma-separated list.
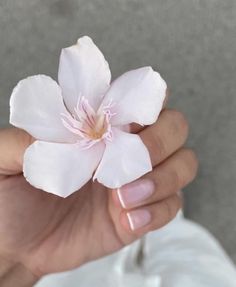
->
[61, 96, 116, 149]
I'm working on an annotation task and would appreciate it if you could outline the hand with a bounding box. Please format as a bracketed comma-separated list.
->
[0, 103, 198, 279]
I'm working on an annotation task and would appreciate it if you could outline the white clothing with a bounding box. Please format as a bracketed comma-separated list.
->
[35, 213, 236, 287]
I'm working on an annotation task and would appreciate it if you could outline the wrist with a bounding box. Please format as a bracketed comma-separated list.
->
[0, 257, 39, 287]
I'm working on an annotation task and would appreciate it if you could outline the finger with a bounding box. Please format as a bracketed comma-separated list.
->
[139, 109, 189, 167]
[0, 128, 33, 175]
[113, 148, 198, 209]
[130, 88, 169, 134]
[162, 87, 170, 108]
[120, 194, 182, 234]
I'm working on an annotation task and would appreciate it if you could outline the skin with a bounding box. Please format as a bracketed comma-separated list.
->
[0, 94, 198, 285]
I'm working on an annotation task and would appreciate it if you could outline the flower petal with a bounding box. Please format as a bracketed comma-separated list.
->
[94, 128, 152, 188]
[103, 67, 167, 126]
[10, 75, 76, 143]
[23, 141, 105, 197]
[58, 36, 111, 112]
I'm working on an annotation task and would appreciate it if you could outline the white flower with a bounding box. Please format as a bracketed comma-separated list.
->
[10, 36, 166, 197]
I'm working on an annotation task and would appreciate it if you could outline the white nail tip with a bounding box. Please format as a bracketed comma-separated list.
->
[127, 209, 151, 231]
[127, 212, 135, 230]
[117, 188, 127, 208]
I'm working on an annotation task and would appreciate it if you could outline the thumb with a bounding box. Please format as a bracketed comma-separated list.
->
[0, 128, 33, 176]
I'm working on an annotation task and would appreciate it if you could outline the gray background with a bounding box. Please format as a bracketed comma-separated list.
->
[0, 0, 236, 261]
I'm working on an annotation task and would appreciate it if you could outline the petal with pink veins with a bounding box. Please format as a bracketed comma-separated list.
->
[58, 36, 111, 112]
[103, 67, 167, 126]
[10, 75, 77, 143]
[94, 128, 152, 188]
[23, 141, 105, 197]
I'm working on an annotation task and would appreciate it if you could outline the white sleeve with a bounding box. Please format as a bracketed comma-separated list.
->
[35, 213, 236, 287]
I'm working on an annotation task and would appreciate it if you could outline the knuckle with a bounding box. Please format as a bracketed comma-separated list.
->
[185, 149, 199, 177]
[169, 169, 181, 190]
[164, 195, 181, 223]
[166, 148, 199, 189]
[150, 132, 166, 161]
[181, 149, 199, 184]
[164, 200, 173, 223]
[155, 134, 167, 160]
[169, 109, 189, 137]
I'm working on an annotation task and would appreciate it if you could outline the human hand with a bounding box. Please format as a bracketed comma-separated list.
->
[0, 99, 198, 280]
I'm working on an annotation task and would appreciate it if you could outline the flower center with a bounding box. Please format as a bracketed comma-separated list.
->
[61, 96, 115, 149]
[86, 114, 107, 140]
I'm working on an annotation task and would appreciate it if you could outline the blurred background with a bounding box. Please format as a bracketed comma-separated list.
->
[0, 0, 235, 262]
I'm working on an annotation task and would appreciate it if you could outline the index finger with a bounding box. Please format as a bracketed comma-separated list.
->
[0, 128, 33, 176]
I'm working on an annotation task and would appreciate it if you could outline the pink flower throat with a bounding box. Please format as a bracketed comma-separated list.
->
[61, 97, 116, 149]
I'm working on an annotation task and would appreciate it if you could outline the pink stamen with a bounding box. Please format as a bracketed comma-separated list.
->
[61, 96, 116, 149]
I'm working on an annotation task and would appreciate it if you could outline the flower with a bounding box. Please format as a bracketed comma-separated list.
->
[10, 36, 166, 197]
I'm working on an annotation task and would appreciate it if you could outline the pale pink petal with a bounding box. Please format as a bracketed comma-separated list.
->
[94, 128, 152, 188]
[103, 67, 167, 126]
[23, 141, 105, 197]
[58, 36, 111, 112]
[10, 75, 77, 143]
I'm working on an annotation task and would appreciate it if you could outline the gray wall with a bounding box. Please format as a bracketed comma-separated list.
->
[0, 0, 236, 261]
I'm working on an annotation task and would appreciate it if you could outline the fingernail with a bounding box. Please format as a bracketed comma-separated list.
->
[127, 209, 151, 230]
[117, 179, 155, 208]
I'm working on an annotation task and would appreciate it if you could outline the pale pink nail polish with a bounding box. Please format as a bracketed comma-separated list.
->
[127, 209, 151, 230]
[117, 179, 154, 208]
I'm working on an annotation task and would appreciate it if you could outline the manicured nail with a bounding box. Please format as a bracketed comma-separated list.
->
[117, 179, 155, 208]
[127, 209, 151, 230]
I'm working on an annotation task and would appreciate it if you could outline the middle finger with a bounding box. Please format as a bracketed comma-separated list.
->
[139, 109, 189, 167]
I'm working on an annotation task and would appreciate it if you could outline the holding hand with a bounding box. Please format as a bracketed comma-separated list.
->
[0, 94, 198, 280]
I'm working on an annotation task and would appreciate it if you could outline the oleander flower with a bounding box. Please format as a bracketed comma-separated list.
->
[10, 36, 166, 197]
